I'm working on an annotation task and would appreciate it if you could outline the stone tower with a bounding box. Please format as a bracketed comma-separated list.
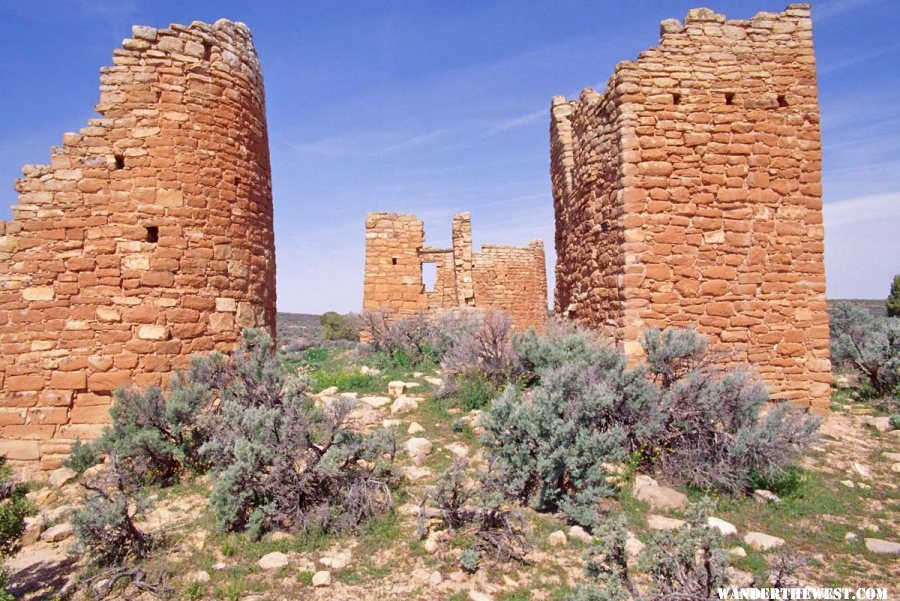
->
[0, 19, 277, 475]
[550, 4, 830, 412]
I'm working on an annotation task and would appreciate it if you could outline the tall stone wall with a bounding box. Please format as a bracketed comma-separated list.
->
[0, 19, 277, 475]
[550, 3, 831, 412]
[363, 212, 548, 331]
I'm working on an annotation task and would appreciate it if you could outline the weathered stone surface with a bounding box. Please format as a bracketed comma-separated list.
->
[391, 396, 419, 415]
[864, 538, 900, 555]
[0, 20, 276, 474]
[405, 437, 433, 457]
[408, 422, 425, 434]
[569, 525, 593, 543]
[633, 475, 688, 510]
[744, 531, 785, 551]
[548, 530, 568, 547]
[550, 4, 831, 414]
[362, 212, 547, 334]
[707, 516, 737, 536]
[48, 467, 76, 488]
[257, 552, 289, 570]
[361, 396, 391, 408]
[312, 570, 332, 587]
[40, 522, 74, 543]
[647, 514, 686, 531]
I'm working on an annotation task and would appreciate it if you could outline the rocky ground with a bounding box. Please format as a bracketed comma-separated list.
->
[6, 354, 899, 601]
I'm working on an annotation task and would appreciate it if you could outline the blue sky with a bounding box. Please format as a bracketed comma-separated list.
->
[1, 0, 898, 313]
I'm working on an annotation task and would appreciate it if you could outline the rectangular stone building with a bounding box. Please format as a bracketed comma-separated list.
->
[363, 212, 548, 331]
[550, 4, 831, 412]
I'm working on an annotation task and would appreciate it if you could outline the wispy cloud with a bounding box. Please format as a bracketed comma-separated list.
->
[823, 192, 900, 227]
[814, 0, 878, 21]
[291, 128, 451, 158]
[820, 41, 900, 74]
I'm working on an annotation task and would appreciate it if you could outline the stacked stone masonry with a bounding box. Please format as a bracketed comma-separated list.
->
[363, 212, 547, 331]
[550, 4, 831, 412]
[0, 20, 277, 475]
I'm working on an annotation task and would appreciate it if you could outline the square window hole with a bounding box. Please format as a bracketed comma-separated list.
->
[114, 154, 125, 170]
[777, 95, 788, 108]
[145, 226, 159, 243]
[725, 92, 735, 105]
[672, 93, 681, 105]
[391, 257, 398, 265]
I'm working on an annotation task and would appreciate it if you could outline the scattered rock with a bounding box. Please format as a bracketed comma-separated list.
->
[707, 516, 737, 536]
[729, 546, 747, 558]
[413, 371, 424, 378]
[317, 386, 339, 397]
[48, 467, 76, 488]
[424, 537, 440, 554]
[884, 452, 900, 462]
[568, 525, 592, 543]
[82, 463, 107, 481]
[388, 381, 406, 396]
[859, 416, 891, 432]
[445, 442, 469, 458]
[405, 437, 433, 458]
[360, 366, 380, 376]
[361, 396, 391, 409]
[312, 570, 332, 587]
[469, 592, 493, 601]
[29, 488, 58, 507]
[633, 475, 688, 510]
[625, 532, 644, 559]
[744, 531, 785, 551]
[425, 377, 443, 387]
[844, 532, 857, 541]
[383, 419, 401, 428]
[851, 462, 871, 479]
[339, 392, 359, 401]
[429, 570, 443, 586]
[727, 567, 754, 587]
[647, 514, 686, 531]
[320, 551, 351, 569]
[547, 530, 568, 547]
[40, 522, 73, 543]
[404, 382, 421, 389]
[408, 422, 425, 434]
[864, 538, 900, 555]
[257, 551, 289, 570]
[391, 396, 419, 415]
[21, 516, 44, 545]
[212, 561, 228, 571]
[841, 479, 855, 488]
[753, 489, 780, 504]
[186, 570, 210, 584]
[404, 466, 432, 481]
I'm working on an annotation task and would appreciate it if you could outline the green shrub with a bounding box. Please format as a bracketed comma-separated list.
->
[830, 303, 899, 409]
[483, 326, 819, 526]
[452, 371, 500, 411]
[888, 274, 900, 318]
[63, 439, 100, 475]
[320, 312, 360, 341]
[572, 500, 729, 601]
[890, 414, 900, 430]
[200, 329, 399, 539]
[459, 548, 480, 573]
[0, 457, 31, 554]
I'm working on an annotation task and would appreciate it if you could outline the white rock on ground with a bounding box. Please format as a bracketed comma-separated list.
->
[257, 551, 289, 570]
[625, 532, 644, 559]
[404, 466, 432, 482]
[647, 514, 686, 531]
[40, 522, 73, 543]
[48, 467, 76, 488]
[753, 489, 780, 504]
[429, 571, 443, 586]
[21, 516, 44, 546]
[320, 551, 351, 570]
[388, 381, 406, 396]
[408, 422, 425, 434]
[707, 516, 737, 536]
[405, 437, 433, 457]
[884, 452, 900, 461]
[727, 567, 754, 587]
[859, 416, 891, 432]
[383, 419, 401, 428]
[864, 538, 900, 554]
[729, 546, 747, 558]
[445, 442, 469, 458]
[569, 525, 592, 543]
[391, 396, 419, 415]
[852, 462, 871, 479]
[312, 570, 332, 587]
[469, 591, 493, 601]
[744, 531, 785, 551]
[404, 382, 421, 389]
[317, 386, 339, 397]
[186, 570, 210, 584]
[548, 530, 568, 547]
[845, 532, 857, 541]
[633, 475, 688, 510]
[425, 377, 443, 387]
[361, 395, 391, 408]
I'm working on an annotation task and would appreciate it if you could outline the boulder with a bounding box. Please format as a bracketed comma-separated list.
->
[317, 386, 339, 397]
[753, 489, 780, 504]
[388, 381, 406, 396]
[743, 531, 784, 551]
[729, 546, 747, 558]
[361, 395, 391, 408]
[633, 475, 688, 510]
[391, 396, 419, 415]
[40, 522, 73, 543]
[48, 467, 76, 488]
[408, 422, 425, 434]
[625, 531, 644, 559]
[547, 530, 568, 547]
[320, 551, 351, 570]
[405, 437, 433, 457]
[707, 516, 737, 536]
[864, 538, 900, 555]
[257, 551, 289, 570]
[647, 514, 686, 531]
[21, 516, 44, 546]
[568, 525, 593, 543]
[312, 570, 331, 587]
[860, 416, 891, 432]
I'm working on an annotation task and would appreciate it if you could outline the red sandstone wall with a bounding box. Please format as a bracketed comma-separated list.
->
[0, 20, 276, 474]
[472, 242, 548, 332]
[362, 212, 548, 331]
[551, 4, 831, 412]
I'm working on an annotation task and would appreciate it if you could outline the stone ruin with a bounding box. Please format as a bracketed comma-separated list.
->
[362, 212, 548, 332]
[0, 20, 276, 475]
[550, 3, 831, 412]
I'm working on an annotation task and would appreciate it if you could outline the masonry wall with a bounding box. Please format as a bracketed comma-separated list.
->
[363, 212, 548, 331]
[550, 3, 831, 412]
[0, 19, 277, 475]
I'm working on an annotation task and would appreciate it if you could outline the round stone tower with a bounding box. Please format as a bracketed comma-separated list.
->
[0, 19, 276, 476]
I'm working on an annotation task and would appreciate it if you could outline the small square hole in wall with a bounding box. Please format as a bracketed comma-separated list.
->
[145, 226, 159, 243]
[777, 95, 788, 108]
[672, 93, 681, 105]
[725, 92, 735, 105]
[391, 257, 398, 265]
[114, 154, 125, 170]
[203, 42, 213, 61]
